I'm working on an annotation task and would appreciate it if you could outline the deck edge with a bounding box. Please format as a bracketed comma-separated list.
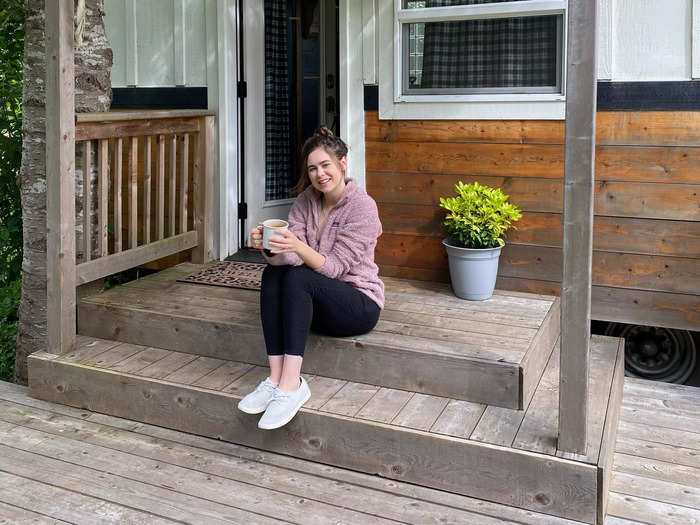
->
[28, 351, 599, 524]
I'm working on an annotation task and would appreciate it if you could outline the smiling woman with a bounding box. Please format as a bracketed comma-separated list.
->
[241, 126, 384, 430]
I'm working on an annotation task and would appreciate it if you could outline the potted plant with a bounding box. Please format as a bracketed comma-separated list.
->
[440, 181, 522, 300]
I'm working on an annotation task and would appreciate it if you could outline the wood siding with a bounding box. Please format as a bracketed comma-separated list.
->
[366, 110, 700, 331]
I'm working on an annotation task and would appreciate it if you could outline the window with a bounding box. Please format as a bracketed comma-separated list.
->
[378, 0, 568, 119]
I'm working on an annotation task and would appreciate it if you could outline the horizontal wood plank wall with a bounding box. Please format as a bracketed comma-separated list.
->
[366, 111, 700, 331]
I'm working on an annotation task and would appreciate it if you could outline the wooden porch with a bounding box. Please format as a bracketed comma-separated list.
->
[29, 262, 624, 524]
[5, 372, 698, 523]
[30, 2, 631, 523]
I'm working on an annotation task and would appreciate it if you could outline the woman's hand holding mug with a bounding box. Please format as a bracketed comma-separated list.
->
[250, 222, 264, 250]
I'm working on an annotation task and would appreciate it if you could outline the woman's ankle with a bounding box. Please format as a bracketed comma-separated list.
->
[278, 376, 301, 393]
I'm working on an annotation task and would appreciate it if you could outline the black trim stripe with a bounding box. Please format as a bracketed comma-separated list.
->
[363, 82, 700, 112]
[597, 81, 700, 110]
[112, 87, 208, 110]
[364, 85, 379, 111]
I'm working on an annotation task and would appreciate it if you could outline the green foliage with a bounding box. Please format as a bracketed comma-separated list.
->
[0, 0, 25, 381]
[0, 280, 20, 381]
[439, 181, 522, 249]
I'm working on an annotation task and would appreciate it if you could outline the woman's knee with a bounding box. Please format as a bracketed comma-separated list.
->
[280, 266, 316, 296]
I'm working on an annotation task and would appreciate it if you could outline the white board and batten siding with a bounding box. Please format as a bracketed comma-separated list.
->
[104, 0, 239, 261]
[364, 0, 700, 86]
[105, 0, 208, 88]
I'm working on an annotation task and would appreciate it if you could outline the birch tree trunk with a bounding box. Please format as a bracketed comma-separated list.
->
[14, 0, 111, 384]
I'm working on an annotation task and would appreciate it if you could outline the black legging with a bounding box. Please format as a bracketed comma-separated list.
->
[260, 265, 380, 356]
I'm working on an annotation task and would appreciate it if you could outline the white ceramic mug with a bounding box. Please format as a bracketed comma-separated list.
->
[261, 219, 289, 250]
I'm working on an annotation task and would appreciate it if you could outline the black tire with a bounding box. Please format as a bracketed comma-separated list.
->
[604, 323, 697, 384]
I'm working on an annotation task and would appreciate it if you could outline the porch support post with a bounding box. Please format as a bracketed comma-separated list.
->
[558, 0, 597, 454]
[46, 0, 77, 354]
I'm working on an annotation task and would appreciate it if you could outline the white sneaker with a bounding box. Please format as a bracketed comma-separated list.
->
[258, 377, 311, 430]
[237, 378, 278, 414]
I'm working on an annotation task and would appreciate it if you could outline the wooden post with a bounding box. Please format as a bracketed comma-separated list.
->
[559, 0, 597, 454]
[192, 116, 214, 263]
[46, 0, 76, 355]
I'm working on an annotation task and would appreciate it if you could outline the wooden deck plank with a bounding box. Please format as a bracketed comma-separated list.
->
[221, 366, 270, 396]
[0, 499, 71, 524]
[606, 492, 700, 525]
[0, 430, 296, 524]
[617, 420, 700, 451]
[305, 376, 348, 410]
[431, 399, 486, 439]
[595, 339, 627, 524]
[615, 435, 700, 469]
[0, 394, 572, 525]
[137, 350, 198, 379]
[0, 381, 597, 525]
[621, 392, 700, 419]
[556, 336, 620, 463]
[604, 517, 646, 525]
[110, 346, 172, 374]
[470, 405, 525, 447]
[320, 382, 380, 417]
[392, 393, 449, 432]
[79, 342, 145, 368]
[520, 299, 560, 407]
[623, 377, 700, 400]
[620, 404, 700, 434]
[373, 319, 530, 356]
[0, 415, 403, 525]
[611, 471, 700, 510]
[192, 361, 254, 391]
[356, 387, 413, 424]
[380, 307, 537, 341]
[27, 357, 599, 523]
[382, 276, 554, 308]
[0, 469, 179, 524]
[62, 335, 122, 362]
[355, 329, 526, 363]
[385, 290, 549, 320]
[513, 346, 560, 456]
[161, 356, 225, 385]
[613, 452, 700, 488]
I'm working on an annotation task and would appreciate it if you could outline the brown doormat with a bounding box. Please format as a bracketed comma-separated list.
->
[177, 261, 265, 291]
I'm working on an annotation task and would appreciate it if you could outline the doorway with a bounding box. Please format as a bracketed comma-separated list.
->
[240, 0, 339, 245]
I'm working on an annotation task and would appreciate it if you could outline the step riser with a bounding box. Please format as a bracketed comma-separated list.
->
[78, 302, 523, 407]
[28, 354, 599, 524]
[597, 341, 625, 525]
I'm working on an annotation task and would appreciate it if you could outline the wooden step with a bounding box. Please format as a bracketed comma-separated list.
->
[28, 334, 625, 524]
[76, 262, 560, 409]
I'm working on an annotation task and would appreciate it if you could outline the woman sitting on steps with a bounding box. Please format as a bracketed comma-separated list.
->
[239, 127, 385, 430]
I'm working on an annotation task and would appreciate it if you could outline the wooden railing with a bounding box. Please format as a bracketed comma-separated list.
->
[73, 110, 214, 285]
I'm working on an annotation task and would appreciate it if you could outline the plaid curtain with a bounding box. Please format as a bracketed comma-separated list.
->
[421, 0, 558, 89]
[264, 0, 292, 201]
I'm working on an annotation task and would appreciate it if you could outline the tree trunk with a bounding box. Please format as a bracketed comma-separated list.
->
[15, 0, 112, 384]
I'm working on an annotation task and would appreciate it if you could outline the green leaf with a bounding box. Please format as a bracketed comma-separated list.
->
[439, 181, 522, 249]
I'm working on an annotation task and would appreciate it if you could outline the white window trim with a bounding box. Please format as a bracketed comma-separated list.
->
[378, 0, 568, 120]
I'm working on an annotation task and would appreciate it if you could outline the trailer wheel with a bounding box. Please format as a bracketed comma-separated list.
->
[604, 323, 697, 384]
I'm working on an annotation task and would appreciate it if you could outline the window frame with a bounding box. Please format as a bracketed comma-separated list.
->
[378, 0, 569, 120]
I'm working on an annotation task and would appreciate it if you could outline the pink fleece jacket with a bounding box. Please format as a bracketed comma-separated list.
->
[264, 178, 385, 309]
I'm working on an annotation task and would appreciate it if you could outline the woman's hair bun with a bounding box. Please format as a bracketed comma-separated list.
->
[314, 125, 335, 138]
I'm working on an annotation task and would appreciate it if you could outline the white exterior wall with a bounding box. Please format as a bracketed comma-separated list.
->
[105, 0, 209, 87]
[364, 0, 700, 83]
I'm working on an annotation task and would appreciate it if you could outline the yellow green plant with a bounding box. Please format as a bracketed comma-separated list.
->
[439, 181, 522, 249]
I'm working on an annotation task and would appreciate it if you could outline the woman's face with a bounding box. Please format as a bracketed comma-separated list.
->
[307, 147, 347, 197]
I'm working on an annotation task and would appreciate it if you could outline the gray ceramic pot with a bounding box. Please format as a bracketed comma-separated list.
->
[442, 237, 502, 300]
